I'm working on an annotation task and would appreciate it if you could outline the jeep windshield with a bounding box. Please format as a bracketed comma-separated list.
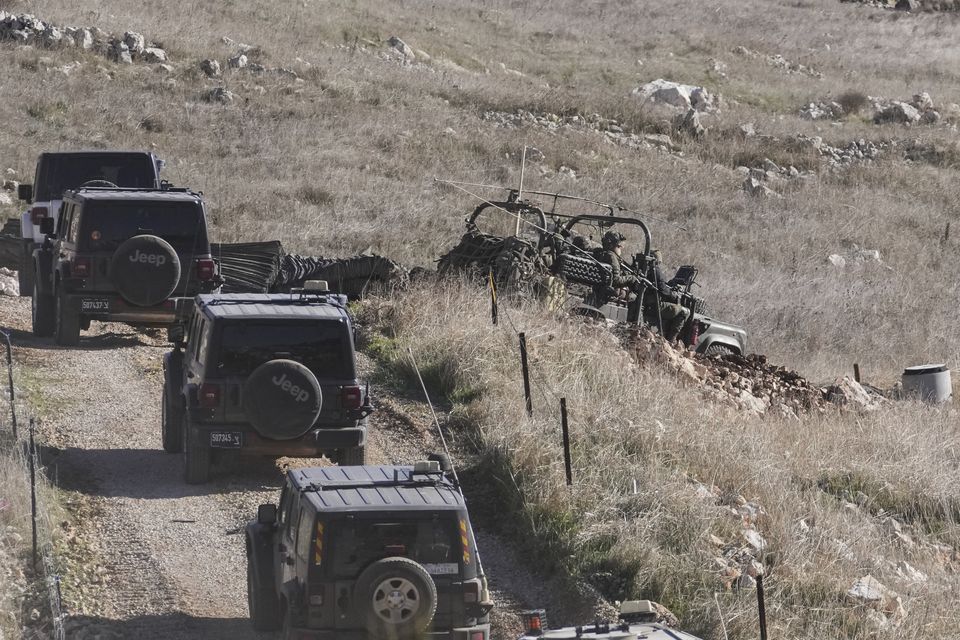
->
[330, 516, 461, 578]
[77, 201, 208, 253]
[36, 153, 157, 201]
[216, 321, 354, 378]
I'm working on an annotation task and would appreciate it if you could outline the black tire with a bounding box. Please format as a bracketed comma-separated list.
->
[110, 235, 181, 307]
[355, 557, 437, 639]
[54, 287, 80, 346]
[18, 241, 34, 297]
[338, 446, 366, 466]
[247, 557, 281, 631]
[31, 279, 54, 337]
[183, 412, 211, 484]
[703, 343, 736, 358]
[242, 359, 322, 440]
[161, 384, 183, 453]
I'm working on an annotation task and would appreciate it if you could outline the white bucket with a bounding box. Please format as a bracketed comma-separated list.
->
[901, 364, 952, 404]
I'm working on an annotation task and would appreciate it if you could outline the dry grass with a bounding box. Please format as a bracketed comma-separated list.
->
[0, 0, 958, 636]
[362, 282, 960, 639]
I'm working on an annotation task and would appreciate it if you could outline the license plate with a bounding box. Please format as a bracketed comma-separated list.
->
[209, 431, 243, 448]
[423, 563, 459, 576]
[80, 298, 110, 313]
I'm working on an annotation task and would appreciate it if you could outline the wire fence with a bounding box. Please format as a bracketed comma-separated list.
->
[1, 330, 65, 640]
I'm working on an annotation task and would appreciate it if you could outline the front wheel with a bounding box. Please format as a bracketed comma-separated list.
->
[703, 343, 736, 358]
[161, 385, 183, 453]
[247, 558, 281, 631]
[54, 287, 80, 346]
[183, 413, 211, 484]
[31, 280, 54, 337]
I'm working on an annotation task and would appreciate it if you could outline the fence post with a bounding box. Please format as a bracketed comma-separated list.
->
[853, 363, 861, 383]
[488, 270, 498, 326]
[2, 331, 17, 439]
[560, 398, 572, 486]
[757, 574, 768, 640]
[29, 418, 37, 570]
[519, 333, 532, 416]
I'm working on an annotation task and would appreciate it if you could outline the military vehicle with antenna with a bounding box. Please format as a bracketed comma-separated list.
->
[436, 182, 746, 355]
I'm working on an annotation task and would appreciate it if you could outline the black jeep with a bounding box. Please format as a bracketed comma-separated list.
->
[162, 285, 373, 484]
[31, 186, 218, 345]
[246, 460, 493, 639]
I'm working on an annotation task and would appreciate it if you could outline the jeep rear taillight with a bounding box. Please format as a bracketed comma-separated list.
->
[459, 518, 471, 566]
[72, 257, 91, 278]
[195, 258, 216, 281]
[463, 578, 481, 604]
[198, 383, 220, 408]
[313, 522, 324, 567]
[341, 386, 362, 410]
[30, 206, 48, 225]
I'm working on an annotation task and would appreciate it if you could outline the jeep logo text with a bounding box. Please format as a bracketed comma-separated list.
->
[129, 250, 167, 267]
[272, 373, 310, 403]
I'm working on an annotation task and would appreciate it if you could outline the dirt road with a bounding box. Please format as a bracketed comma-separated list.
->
[2, 296, 603, 639]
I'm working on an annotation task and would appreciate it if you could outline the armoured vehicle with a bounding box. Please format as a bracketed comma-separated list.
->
[516, 601, 703, 640]
[31, 186, 218, 345]
[246, 460, 493, 639]
[16, 150, 164, 295]
[438, 187, 746, 355]
[163, 284, 373, 484]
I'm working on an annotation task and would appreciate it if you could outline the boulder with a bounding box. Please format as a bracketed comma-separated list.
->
[911, 91, 934, 112]
[204, 87, 235, 103]
[123, 31, 145, 54]
[742, 176, 778, 198]
[632, 78, 720, 112]
[824, 377, 881, 410]
[111, 41, 133, 64]
[200, 58, 222, 78]
[228, 53, 247, 69]
[847, 575, 906, 622]
[674, 108, 705, 137]
[874, 101, 920, 125]
[40, 25, 62, 47]
[387, 35, 415, 60]
[920, 109, 941, 124]
[142, 47, 167, 63]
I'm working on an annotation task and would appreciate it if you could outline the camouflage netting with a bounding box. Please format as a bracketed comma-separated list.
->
[212, 241, 408, 298]
[437, 224, 545, 294]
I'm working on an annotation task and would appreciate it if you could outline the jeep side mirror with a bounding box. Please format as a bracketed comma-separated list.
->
[39, 217, 54, 236]
[257, 503, 278, 525]
[17, 183, 33, 203]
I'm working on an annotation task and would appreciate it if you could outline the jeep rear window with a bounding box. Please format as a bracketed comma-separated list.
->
[216, 321, 354, 378]
[36, 154, 156, 201]
[77, 201, 208, 253]
[329, 517, 460, 578]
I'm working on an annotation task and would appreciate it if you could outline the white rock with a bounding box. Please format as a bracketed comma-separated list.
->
[228, 53, 247, 69]
[895, 561, 927, 584]
[142, 47, 167, 63]
[200, 58, 222, 78]
[741, 528, 767, 551]
[875, 101, 921, 125]
[123, 31, 145, 54]
[827, 254, 846, 268]
[632, 78, 720, 112]
[0, 192, 12, 205]
[387, 36, 415, 60]
[72, 28, 93, 49]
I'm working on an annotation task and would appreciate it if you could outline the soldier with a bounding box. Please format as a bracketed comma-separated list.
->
[599, 230, 637, 293]
[644, 248, 690, 342]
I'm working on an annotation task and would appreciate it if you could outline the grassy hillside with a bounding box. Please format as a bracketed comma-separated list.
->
[1, 0, 960, 637]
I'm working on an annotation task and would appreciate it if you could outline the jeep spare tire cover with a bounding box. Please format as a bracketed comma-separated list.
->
[110, 235, 181, 307]
[243, 359, 322, 440]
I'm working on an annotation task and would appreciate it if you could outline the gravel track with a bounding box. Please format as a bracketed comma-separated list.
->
[0, 296, 606, 639]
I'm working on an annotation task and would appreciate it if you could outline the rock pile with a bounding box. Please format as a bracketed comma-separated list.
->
[841, 0, 960, 11]
[800, 91, 948, 126]
[0, 12, 168, 66]
[619, 326, 884, 416]
[733, 46, 822, 78]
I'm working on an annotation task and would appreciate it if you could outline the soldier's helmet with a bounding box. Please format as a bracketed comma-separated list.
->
[601, 230, 626, 250]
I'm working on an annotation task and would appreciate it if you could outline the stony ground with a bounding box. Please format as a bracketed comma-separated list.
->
[0, 295, 613, 639]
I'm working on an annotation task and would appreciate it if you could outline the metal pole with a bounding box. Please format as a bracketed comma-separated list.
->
[29, 419, 37, 570]
[515, 146, 527, 236]
[2, 331, 17, 439]
[757, 574, 768, 640]
[853, 363, 861, 383]
[488, 269, 498, 326]
[560, 398, 572, 486]
[519, 333, 532, 416]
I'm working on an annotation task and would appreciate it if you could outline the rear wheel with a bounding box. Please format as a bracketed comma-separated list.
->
[183, 413, 211, 484]
[247, 557, 281, 631]
[31, 279, 54, 337]
[18, 242, 33, 297]
[338, 446, 366, 466]
[54, 287, 80, 346]
[161, 385, 183, 453]
[355, 558, 437, 639]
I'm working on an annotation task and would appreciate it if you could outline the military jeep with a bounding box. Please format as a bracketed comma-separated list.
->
[31, 186, 218, 346]
[162, 284, 373, 484]
[246, 460, 493, 639]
